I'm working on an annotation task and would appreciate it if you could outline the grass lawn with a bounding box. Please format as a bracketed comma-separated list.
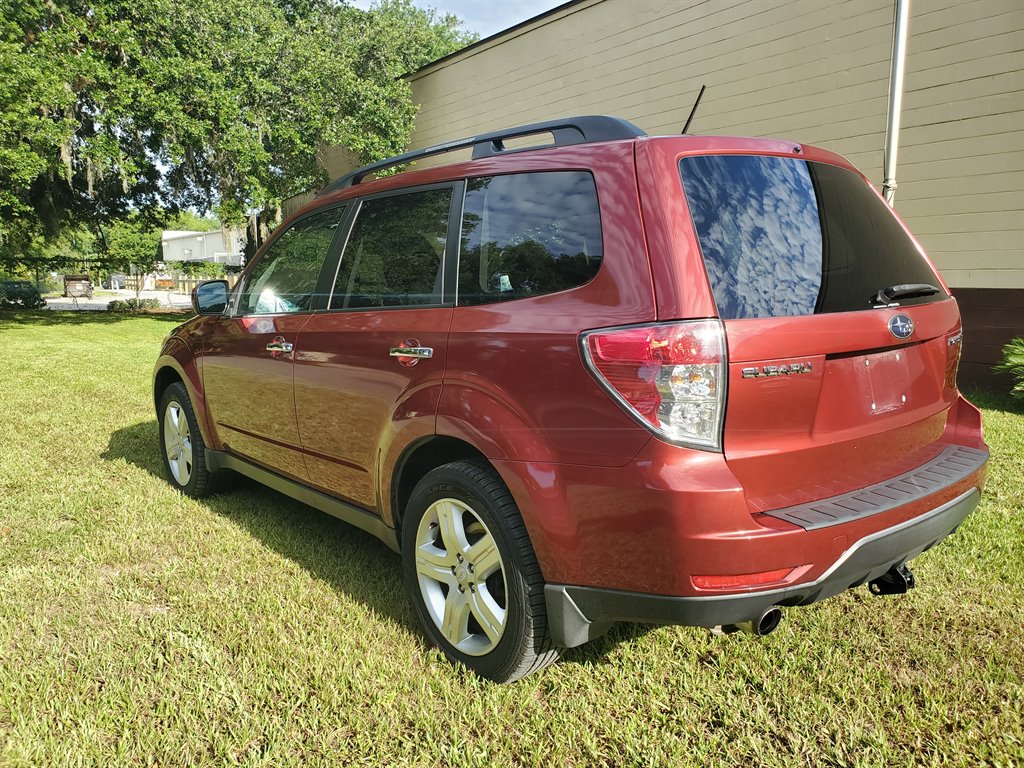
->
[0, 311, 1021, 767]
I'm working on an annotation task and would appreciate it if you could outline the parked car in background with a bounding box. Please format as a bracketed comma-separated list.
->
[0, 280, 45, 309]
[153, 116, 988, 682]
[63, 274, 94, 299]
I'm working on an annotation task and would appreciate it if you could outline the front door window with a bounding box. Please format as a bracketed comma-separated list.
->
[239, 206, 347, 315]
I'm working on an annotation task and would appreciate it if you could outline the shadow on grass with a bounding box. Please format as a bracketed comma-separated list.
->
[0, 309, 189, 330]
[103, 420, 420, 639]
[103, 420, 657, 670]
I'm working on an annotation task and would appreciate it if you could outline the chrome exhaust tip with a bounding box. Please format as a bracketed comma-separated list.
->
[716, 606, 783, 637]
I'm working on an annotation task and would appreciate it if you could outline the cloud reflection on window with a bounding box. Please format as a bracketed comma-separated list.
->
[681, 155, 823, 319]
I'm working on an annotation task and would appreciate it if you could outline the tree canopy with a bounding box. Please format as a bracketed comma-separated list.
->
[0, 0, 475, 273]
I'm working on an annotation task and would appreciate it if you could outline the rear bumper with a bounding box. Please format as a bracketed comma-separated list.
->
[545, 487, 980, 647]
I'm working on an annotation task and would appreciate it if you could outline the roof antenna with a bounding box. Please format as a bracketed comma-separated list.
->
[681, 84, 706, 134]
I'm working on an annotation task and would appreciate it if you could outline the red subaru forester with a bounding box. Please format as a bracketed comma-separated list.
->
[154, 116, 988, 682]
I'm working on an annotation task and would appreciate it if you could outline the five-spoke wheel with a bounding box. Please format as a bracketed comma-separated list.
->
[163, 399, 193, 486]
[402, 460, 559, 682]
[414, 497, 508, 656]
[157, 381, 223, 498]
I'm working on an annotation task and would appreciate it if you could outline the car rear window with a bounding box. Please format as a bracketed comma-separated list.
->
[679, 155, 944, 319]
[458, 171, 603, 305]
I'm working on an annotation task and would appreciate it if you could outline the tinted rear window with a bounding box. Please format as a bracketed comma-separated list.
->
[680, 155, 944, 319]
[458, 171, 603, 305]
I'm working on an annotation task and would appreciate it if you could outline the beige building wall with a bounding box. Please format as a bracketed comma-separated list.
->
[404, 0, 1023, 290]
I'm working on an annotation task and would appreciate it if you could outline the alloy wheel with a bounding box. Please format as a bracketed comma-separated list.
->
[163, 400, 193, 486]
[414, 498, 508, 656]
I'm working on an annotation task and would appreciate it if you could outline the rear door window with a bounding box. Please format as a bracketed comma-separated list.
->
[331, 187, 452, 309]
[679, 155, 944, 319]
[458, 171, 603, 305]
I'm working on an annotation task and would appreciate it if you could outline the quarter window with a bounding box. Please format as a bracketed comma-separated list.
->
[239, 206, 346, 315]
[331, 187, 452, 309]
[458, 171, 603, 305]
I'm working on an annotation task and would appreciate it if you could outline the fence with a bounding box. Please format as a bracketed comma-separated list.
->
[174, 275, 240, 295]
[124, 274, 240, 294]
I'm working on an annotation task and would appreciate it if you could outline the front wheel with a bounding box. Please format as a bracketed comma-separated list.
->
[158, 382, 224, 498]
[401, 460, 559, 683]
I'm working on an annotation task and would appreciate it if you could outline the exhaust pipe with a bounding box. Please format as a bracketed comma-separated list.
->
[717, 605, 783, 637]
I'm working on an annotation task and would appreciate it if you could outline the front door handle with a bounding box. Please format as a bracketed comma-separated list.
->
[389, 346, 433, 359]
[390, 339, 433, 367]
[266, 336, 294, 354]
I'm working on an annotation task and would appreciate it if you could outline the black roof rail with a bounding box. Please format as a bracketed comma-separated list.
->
[318, 115, 646, 196]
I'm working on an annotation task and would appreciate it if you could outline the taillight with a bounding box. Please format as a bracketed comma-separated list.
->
[581, 320, 727, 450]
[945, 327, 963, 390]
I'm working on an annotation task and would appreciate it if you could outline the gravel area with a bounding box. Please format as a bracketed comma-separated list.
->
[43, 289, 193, 311]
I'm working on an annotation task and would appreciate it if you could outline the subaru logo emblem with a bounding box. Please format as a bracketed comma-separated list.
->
[888, 314, 914, 339]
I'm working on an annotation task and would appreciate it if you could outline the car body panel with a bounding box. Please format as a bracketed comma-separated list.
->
[490, 393, 985, 595]
[293, 307, 453, 510]
[436, 141, 658, 468]
[200, 313, 312, 481]
[153, 332, 216, 446]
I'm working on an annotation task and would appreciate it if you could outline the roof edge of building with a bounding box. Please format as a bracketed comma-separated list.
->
[404, 0, 591, 80]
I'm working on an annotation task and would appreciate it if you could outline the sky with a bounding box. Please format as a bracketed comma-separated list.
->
[350, 0, 567, 40]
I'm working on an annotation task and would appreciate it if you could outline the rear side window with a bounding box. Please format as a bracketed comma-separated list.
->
[331, 187, 452, 309]
[458, 171, 603, 305]
[679, 155, 944, 319]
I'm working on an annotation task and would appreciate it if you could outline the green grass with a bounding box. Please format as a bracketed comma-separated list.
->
[1, 310, 1022, 767]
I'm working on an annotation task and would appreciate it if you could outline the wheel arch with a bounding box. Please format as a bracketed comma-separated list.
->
[390, 435, 489, 533]
[153, 365, 184, 410]
[153, 343, 216, 447]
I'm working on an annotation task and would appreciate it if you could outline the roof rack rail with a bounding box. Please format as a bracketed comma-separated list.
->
[318, 115, 646, 196]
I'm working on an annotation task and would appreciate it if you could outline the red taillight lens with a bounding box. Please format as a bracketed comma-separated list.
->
[581, 320, 727, 450]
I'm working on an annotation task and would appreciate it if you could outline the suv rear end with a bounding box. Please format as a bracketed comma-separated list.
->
[540, 135, 987, 645]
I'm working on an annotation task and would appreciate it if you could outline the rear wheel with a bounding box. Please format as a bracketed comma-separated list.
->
[158, 382, 224, 498]
[401, 460, 559, 682]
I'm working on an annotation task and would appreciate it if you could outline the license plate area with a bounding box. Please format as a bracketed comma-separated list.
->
[858, 349, 911, 415]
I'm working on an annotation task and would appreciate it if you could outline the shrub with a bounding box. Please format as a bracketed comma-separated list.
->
[107, 297, 162, 313]
[0, 281, 46, 309]
[179, 261, 227, 279]
[996, 338, 1024, 401]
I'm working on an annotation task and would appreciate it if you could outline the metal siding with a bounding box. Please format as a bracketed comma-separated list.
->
[407, 0, 1024, 291]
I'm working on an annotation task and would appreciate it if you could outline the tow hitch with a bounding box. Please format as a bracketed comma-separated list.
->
[869, 563, 916, 595]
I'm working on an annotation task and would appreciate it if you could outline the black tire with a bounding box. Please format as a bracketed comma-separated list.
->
[157, 382, 225, 498]
[401, 460, 560, 682]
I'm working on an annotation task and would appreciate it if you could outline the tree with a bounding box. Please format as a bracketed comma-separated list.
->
[104, 216, 162, 274]
[166, 211, 220, 233]
[0, 0, 475, 271]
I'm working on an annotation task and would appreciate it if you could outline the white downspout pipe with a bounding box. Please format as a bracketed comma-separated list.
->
[882, 0, 911, 206]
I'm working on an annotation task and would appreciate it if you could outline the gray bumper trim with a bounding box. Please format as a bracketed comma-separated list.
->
[545, 487, 980, 648]
[763, 446, 987, 530]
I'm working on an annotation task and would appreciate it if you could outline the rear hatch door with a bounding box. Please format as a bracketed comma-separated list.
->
[678, 153, 962, 512]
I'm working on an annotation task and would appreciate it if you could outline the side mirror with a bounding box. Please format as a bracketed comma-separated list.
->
[192, 280, 229, 315]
